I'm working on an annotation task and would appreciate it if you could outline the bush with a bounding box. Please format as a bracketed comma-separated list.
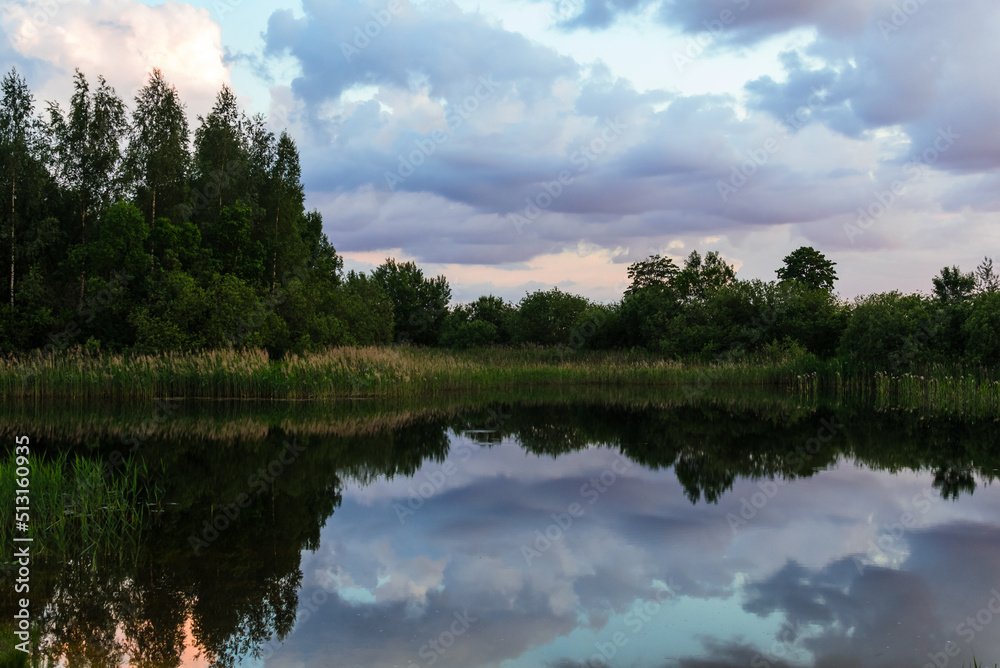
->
[964, 291, 1000, 367]
[838, 292, 936, 371]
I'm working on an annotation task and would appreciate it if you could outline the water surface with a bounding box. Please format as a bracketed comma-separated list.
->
[2, 392, 999, 667]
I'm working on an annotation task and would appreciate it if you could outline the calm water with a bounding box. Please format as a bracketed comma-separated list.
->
[3, 393, 1000, 667]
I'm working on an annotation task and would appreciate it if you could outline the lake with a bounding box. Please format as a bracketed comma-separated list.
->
[2, 390, 999, 667]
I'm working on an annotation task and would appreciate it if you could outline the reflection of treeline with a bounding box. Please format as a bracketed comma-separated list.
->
[2, 394, 997, 667]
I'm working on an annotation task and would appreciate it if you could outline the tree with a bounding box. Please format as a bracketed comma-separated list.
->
[625, 254, 680, 296]
[340, 271, 393, 345]
[963, 291, 1000, 366]
[511, 287, 590, 346]
[125, 69, 190, 227]
[839, 292, 935, 370]
[0, 68, 47, 306]
[974, 256, 998, 294]
[264, 132, 306, 291]
[192, 85, 251, 223]
[932, 265, 975, 303]
[371, 259, 451, 345]
[88, 201, 151, 280]
[47, 70, 128, 306]
[675, 250, 736, 302]
[776, 246, 838, 292]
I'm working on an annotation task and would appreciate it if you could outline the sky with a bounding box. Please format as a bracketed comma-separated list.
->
[1, 0, 998, 303]
[237, 433, 1000, 668]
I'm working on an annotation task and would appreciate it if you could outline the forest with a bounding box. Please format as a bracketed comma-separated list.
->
[2, 67, 999, 374]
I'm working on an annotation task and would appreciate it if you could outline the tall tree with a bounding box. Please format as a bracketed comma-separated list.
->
[932, 265, 975, 303]
[974, 256, 998, 294]
[625, 254, 680, 296]
[125, 69, 190, 227]
[372, 259, 451, 345]
[675, 250, 736, 302]
[47, 70, 128, 305]
[0, 68, 46, 306]
[192, 85, 248, 221]
[776, 246, 838, 292]
[266, 131, 305, 291]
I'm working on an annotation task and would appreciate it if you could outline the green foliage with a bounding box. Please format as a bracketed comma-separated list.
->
[340, 271, 394, 345]
[933, 265, 976, 303]
[839, 292, 936, 370]
[131, 270, 208, 351]
[625, 254, 680, 296]
[512, 287, 590, 346]
[88, 201, 150, 279]
[441, 295, 514, 348]
[125, 68, 190, 225]
[2, 65, 1000, 388]
[372, 258, 451, 346]
[442, 319, 500, 349]
[776, 246, 838, 291]
[974, 256, 998, 294]
[675, 250, 736, 302]
[964, 291, 1000, 367]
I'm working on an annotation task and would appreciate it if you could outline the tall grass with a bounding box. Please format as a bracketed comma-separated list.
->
[0, 451, 161, 561]
[1, 346, 998, 416]
[0, 346, 819, 400]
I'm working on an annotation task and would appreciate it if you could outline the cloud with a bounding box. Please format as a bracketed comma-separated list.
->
[264, 0, 578, 109]
[1, 0, 230, 116]
[741, 0, 1000, 173]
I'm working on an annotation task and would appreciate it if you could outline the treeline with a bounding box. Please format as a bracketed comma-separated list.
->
[438, 247, 1000, 373]
[2, 67, 999, 372]
[0, 67, 392, 355]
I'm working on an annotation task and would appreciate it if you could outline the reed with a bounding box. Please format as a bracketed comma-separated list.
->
[0, 450, 161, 561]
[1, 346, 998, 416]
[0, 345, 822, 400]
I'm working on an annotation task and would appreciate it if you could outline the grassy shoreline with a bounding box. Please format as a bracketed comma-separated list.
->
[1, 346, 999, 414]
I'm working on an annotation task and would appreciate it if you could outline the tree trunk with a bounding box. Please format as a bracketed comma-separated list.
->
[78, 208, 86, 309]
[150, 184, 157, 258]
[271, 203, 279, 292]
[9, 174, 14, 306]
